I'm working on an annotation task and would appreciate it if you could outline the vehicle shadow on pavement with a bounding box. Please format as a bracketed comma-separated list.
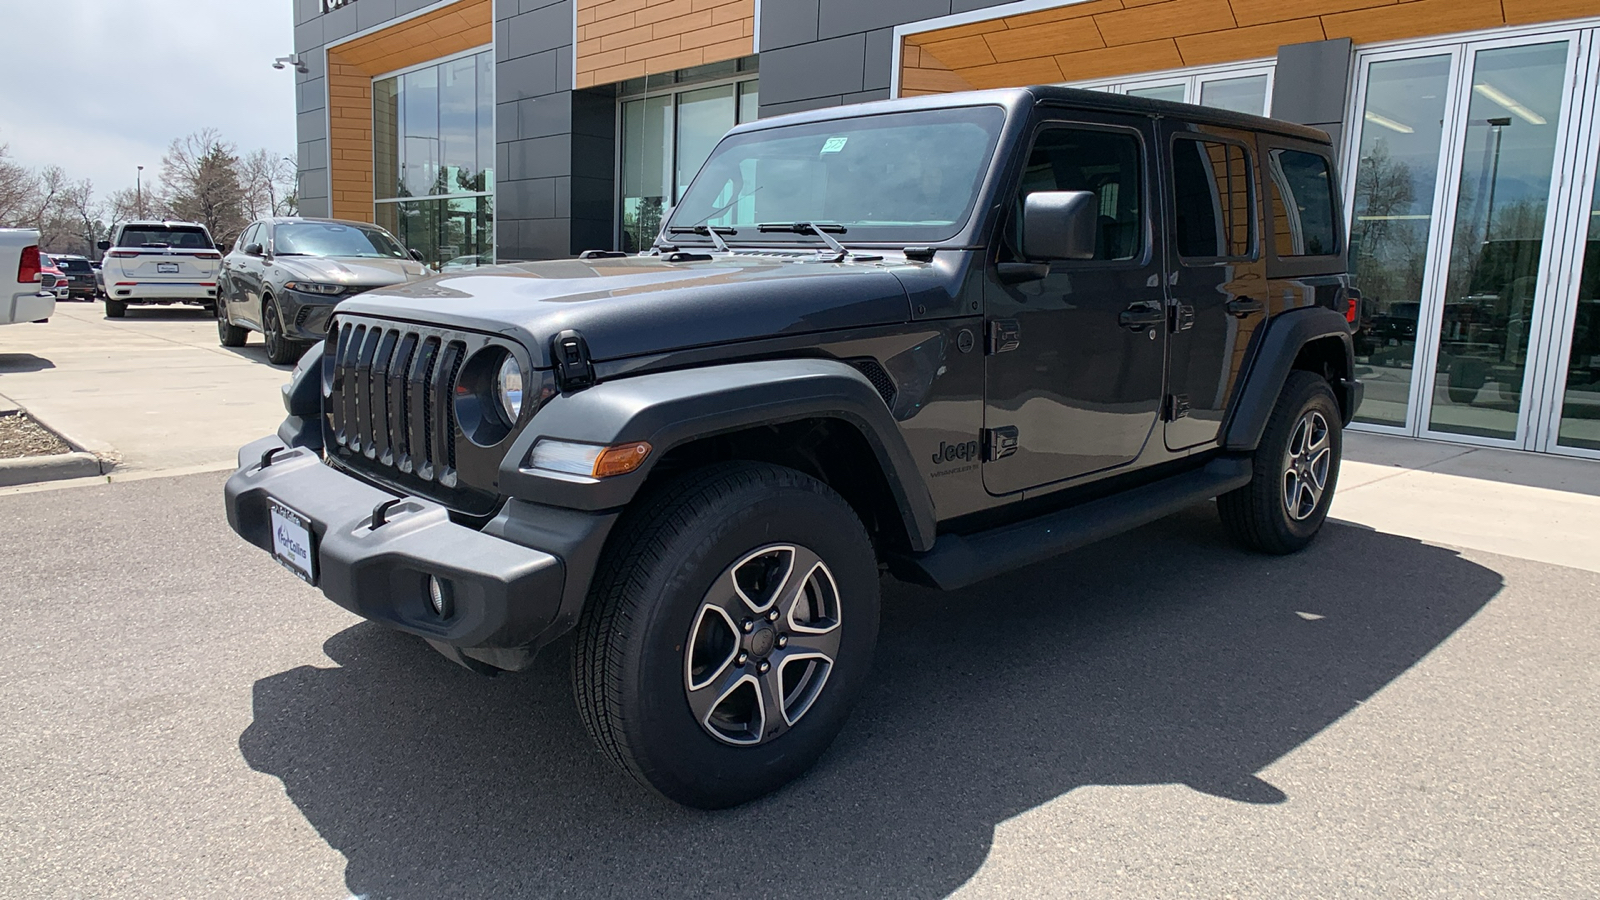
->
[0, 352, 55, 374]
[239, 506, 1503, 899]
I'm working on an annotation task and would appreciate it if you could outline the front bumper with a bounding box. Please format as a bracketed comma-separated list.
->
[225, 435, 611, 667]
[276, 289, 338, 339]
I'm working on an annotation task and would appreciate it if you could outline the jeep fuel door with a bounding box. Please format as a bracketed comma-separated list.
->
[982, 118, 1166, 496]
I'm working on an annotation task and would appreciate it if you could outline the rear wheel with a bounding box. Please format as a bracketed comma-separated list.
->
[1218, 371, 1342, 555]
[262, 296, 301, 364]
[104, 298, 126, 318]
[217, 300, 248, 347]
[573, 462, 880, 809]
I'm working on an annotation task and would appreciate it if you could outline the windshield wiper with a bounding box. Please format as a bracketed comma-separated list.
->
[757, 222, 853, 261]
[667, 225, 735, 252]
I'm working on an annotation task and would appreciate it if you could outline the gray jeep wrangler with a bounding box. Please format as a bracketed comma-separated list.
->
[225, 87, 1362, 808]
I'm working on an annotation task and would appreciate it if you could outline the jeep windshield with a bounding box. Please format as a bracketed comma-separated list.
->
[667, 105, 1006, 247]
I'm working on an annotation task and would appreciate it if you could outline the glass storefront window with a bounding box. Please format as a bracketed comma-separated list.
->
[373, 48, 494, 267]
[1429, 42, 1568, 440]
[1348, 55, 1453, 429]
[1126, 83, 1185, 103]
[1199, 74, 1268, 115]
[1075, 66, 1272, 115]
[1557, 161, 1600, 450]
[619, 75, 758, 252]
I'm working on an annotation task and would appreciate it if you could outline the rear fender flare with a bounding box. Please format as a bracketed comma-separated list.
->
[1223, 306, 1356, 452]
[498, 358, 938, 552]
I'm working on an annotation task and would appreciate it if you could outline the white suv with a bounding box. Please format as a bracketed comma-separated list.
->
[98, 221, 222, 318]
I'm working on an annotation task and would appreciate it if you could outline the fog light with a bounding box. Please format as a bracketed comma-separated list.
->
[427, 575, 452, 618]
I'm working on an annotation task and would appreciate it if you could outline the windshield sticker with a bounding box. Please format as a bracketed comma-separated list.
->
[820, 136, 849, 154]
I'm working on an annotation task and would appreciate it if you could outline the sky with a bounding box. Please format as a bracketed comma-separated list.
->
[0, 0, 298, 199]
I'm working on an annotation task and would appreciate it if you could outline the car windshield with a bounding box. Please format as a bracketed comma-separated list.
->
[667, 105, 1007, 245]
[117, 226, 214, 249]
[273, 222, 407, 259]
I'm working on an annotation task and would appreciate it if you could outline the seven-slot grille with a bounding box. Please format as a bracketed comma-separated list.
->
[327, 319, 468, 489]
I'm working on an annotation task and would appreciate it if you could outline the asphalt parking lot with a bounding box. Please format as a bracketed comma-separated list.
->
[1, 309, 1597, 898]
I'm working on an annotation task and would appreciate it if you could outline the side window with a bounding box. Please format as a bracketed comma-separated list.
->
[1269, 149, 1339, 257]
[1014, 126, 1143, 262]
[1172, 137, 1255, 260]
[238, 224, 260, 251]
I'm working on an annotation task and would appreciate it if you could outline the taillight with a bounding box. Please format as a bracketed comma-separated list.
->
[108, 250, 140, 259]
[17, 245, 40, 283]
[1342, 287, 1362, 324]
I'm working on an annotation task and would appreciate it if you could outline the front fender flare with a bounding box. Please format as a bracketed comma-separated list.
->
[498, 358, 939, 552]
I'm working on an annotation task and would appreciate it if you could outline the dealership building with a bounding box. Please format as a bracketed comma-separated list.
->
[286, 0, 1599, 458]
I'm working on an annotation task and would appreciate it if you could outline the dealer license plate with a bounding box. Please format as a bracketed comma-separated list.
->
[156, 261, 179, 273]
[269, 499, 317, 584]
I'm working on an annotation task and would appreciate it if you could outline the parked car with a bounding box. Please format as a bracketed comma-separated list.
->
[217, 217, 429, 364]
[1, 229, 54, 326]
[224, 87, 1362, 809]
[91, 260, 105, 298]
[50, 254, 98, 301]
[97, 220, 222, 318]
[38, 253, 69, 303]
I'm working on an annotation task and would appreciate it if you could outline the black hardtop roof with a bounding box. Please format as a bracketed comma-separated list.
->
[730, 85, 1332, 146]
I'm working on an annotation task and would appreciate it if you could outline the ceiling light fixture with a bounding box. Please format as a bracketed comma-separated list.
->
[1364, 111, 1415, 134]
[1473, 83, 1546, 125]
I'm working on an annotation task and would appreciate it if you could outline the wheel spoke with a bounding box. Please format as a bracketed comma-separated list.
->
[686, 662, 764, 745]
[1308, 447, 1332, 491]
[778, 623, 840, 663]
[1283, 471, 1301, 514]
[685, 603, 739, 692]
[731, 545, 797, 614]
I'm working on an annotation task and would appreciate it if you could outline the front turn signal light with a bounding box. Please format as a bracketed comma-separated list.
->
[528, 439, 652, 478]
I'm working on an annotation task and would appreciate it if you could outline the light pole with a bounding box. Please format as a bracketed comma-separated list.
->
[136, 165, 145, 219]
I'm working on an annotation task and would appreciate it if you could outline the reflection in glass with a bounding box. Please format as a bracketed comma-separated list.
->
[402, 67, 439, 198]
[1200, 75, 1268, 115]
[620, 95, 673, 252]
[1558, 167, 1600, 450]
[739, 82, 759, 131]
[1127, 83, 1185, 103]
[676, 85, 736, 203]
[438, 56, 478, 192]
[374, 196, 493, 269]
[1348, 55, 1452, 428]
[1430, 42, 1568, 440]
[373, 78, 401, 200]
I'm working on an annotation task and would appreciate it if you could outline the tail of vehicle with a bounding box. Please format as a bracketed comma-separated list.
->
[2, 228, 55, 326]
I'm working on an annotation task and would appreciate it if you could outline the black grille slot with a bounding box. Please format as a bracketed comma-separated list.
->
[851, 359, 897, 409]
[328, 325, 461, 484]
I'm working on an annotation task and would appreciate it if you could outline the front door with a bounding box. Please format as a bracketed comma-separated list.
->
[982, 119, 1167, 496]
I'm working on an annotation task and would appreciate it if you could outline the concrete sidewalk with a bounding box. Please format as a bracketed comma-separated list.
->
[1334, 432, 1600, 574]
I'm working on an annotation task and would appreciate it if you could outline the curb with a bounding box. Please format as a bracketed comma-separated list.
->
[0, 451, 108, 487]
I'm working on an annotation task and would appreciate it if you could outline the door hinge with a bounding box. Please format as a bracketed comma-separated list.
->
[988, 319, 1020, 355]
[985, 426, 1019, 461]
[551, 329, 594, 391]
[1169, 301, 1195, 332]
[1164, 394, 1191, 421]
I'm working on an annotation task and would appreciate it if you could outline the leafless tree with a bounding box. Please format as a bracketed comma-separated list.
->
[0, 143, 40, 226]
[241, 149, 298, 219]
[162, 128, 248, 245]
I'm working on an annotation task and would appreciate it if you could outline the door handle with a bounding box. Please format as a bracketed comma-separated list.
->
[1119, 302, 1164, 330]
[1226, 298, 1264, 318]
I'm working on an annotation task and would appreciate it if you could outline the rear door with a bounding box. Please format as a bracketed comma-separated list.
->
[982, 116, 1167, 496]
[1161, 123, 1269, 450]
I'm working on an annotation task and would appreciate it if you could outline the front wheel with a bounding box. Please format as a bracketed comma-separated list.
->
[573, 462, 880, 809]
[1218, 371, 1343, 554]
[262, 296, 300, 364]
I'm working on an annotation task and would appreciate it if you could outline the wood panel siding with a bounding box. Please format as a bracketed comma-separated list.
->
[324, 0, 491, 222]
[576, 0, 755, 89]
[901, 0, 1600, 96]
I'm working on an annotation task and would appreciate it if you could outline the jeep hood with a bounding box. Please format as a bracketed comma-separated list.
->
[332, 255, 914, 368]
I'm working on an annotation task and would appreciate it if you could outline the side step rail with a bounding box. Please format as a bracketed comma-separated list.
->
[891, 456, 1253, 590]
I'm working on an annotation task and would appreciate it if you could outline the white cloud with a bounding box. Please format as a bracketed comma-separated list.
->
[0, 0, 297, 200]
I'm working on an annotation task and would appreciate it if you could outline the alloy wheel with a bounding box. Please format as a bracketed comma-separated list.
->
[264, 300, 283, 359]
[684, 544, 842, 746]
[1282, 410, 1332, 521]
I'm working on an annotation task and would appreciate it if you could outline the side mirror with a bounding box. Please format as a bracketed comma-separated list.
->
[96, 240, 110, 251]
[409, 249, 425, 263]
[244, 243, 263, 257]
[1021, 190, 1098, 262]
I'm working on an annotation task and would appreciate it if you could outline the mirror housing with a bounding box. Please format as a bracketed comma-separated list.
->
[409, 248, 425, 263]
[96, 240, 111, 251]
[1021, 190, 1098, 262]
[244, 243, 263, 257]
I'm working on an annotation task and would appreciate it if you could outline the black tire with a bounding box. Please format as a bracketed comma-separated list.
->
[1447, 357, 1488, 405]
[217, 300, 248, 347]
[1217, 371, 1342, 555]
[573, 462, 880, 809]
[104, 298, 126, 318]
[262, 296, 300, 365]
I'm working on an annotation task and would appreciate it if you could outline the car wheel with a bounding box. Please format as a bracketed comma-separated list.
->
[573, 462, 880, 809]
[217, 300, 248, 348]
[1447, 357, 1489, 405]
[104, 298, 126, 318]
[262, 296, 299, 365]
[1217, 370, 1342, 555]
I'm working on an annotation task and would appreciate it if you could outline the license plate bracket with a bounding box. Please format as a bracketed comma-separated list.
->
[269, 499, 317, 584]
[156, 261, 179, 274]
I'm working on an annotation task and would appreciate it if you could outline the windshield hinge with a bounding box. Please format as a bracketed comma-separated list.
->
[551, 329, 595, 392]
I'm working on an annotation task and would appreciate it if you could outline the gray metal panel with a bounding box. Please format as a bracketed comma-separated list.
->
[760, 95, 844, 118]
[499, 178, 559, 220]
[299, 77, 327, 112]
[323, 3, 359, 41]
[760, 0, 819, 51]
[757, 34, 866, 105]
[518, 93, 574, 138]
[505, 134, 572, 180]
[1272, 38, 1353, 127]
[817, 0, 948, 41]
[951, 0, 1018, 11]
[862, 26, 894, 91]
[508, 1, 572, 58]
[498, 49, 561, 99]
[297, 139, 326, 171]
[297, 108, 327, 143]
[356, 0, 400, 31]
[293, 17, 323, 53]
[294, 0, 320, 26]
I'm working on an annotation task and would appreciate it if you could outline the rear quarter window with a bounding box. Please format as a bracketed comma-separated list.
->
[1268, 149, 1340, 257]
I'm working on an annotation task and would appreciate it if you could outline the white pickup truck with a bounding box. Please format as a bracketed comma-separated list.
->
[2, 228, 54, 327]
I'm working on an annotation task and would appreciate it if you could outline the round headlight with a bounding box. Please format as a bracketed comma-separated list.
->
[496, 355, 524, 424]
